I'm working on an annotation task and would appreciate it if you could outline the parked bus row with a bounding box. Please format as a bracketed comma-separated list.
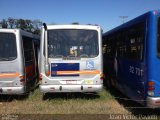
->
[1, 10, 160, 108]
[0, 24, 103, 95]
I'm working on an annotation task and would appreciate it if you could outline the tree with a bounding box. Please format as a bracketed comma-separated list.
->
[0, 18, 43, 35]
[8, 17, 15, 28]
[25, 19, 33, 32]
[32, 19, 43, 35]
[1, 19, 8, 28]
[17, 19, 27, 30]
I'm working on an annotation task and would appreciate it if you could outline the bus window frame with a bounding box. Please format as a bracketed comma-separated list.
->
[22, 36, 35, 63]
[0, 32, 17, 61]
[46, 29, 99, 59]
[122, 22, 145, 62]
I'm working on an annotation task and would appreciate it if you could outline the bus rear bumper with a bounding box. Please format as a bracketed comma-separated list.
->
[0, 86, 25, 95]
[146, 96, 160, 108]
[39, 84, 103, 93]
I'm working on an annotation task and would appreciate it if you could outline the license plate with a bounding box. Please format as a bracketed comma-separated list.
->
[66, 80, 77, 84]
[85, 80, 93, 84]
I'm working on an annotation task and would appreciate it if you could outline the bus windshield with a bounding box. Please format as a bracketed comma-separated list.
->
[158, 17, 160, 57]
[0, 33, 17, 61]
[48, 29, 99, 58]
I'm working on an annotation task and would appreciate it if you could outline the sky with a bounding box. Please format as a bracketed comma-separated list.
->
[0, 0, 160, 32]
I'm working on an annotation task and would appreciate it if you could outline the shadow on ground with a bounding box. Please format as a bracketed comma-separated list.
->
[43, 92, 100, 100]
[105, 86, 160, 115]
[0, 94, 28, 102]
[0, 86, 39, 102]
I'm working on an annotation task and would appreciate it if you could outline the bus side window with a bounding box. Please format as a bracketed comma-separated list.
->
[128, 22, 145, 61]
[22, 36, 35, 63]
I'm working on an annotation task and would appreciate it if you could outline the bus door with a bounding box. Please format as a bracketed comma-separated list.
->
[22, 36, 37, 91]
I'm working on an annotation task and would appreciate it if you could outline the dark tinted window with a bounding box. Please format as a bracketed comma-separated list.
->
[22, 36, 35, 62]
[128, 22, 145, 60]
[103, 35, 116, 58]
[0, 33, 17, 61]
[117, 22, 145, 61]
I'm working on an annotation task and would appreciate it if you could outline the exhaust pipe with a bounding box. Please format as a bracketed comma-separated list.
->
[43, 23, 50, 76]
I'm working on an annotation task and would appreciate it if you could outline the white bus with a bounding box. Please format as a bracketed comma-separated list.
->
[0, 29, 39, 95]
[39, 24, 103, 93]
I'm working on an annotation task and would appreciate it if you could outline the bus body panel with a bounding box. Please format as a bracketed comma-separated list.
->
[146, 11, 160, 107]
[0, 29, 39, 95]
[39, 25, 103, 93]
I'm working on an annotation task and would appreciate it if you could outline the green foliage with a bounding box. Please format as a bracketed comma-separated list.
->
[0, 18, 43, 35]
[1, 19, 8, 28]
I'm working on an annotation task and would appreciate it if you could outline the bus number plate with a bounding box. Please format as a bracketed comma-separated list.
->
[66, 80, 77, 84]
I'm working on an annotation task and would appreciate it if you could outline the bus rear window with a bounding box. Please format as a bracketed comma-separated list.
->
[158, 17, 160, 57]
[0, 33, 17, 61]
[48, 29, 99, 58]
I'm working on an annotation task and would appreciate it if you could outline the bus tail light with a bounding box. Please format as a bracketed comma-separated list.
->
[147, 81, 155, 86]
[45, 64, 50, 76]
[148, 87, 155, 91]
[147, 81, 155, 96]
[39, 74, 42, 83]
[19, 75, 25, 85]
[100, 73, 104, 81]
[45, 71, 50, 76]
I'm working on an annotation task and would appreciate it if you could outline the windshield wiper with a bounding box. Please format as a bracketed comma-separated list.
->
[8, 57, 16, 60]
[0, 57, 16, 61]
[0, 58, 9, 61]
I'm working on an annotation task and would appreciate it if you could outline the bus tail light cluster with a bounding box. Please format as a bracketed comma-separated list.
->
[147, 81, 155, 96]
[45, 64, 50, 76]
[45, 71, 50, 76]
[19, 75, 25, 85]
[39, 74, 42, 83]
[100, 73, 104, 82]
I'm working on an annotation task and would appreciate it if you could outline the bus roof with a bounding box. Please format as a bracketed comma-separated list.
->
[103, 10, 160, 36]
[43, 24, 101, 30]
[0, 28, 39, 39]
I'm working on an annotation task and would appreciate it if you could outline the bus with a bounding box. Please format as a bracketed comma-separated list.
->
[103, 10, 160, 108]
[39, 24, 103, 93]
[0, 29, 39, 95]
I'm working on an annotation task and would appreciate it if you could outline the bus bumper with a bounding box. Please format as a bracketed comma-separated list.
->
[146, 96, 160, 108]
[0, 86, 25, 95]
[39, 84, 103, 93]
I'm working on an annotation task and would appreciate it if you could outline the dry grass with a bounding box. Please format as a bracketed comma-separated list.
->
[0, 88, 129, 114]
[0, 87, 160, 120]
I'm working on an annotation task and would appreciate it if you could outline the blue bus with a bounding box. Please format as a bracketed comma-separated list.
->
[103, 10, 160, 108]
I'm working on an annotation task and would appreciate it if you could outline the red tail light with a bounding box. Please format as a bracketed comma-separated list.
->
[147, 81, 155, 91]
[39, 74, 42, 81]
[19, 75, 25, 85]
[148, 81, 155, 86]
[100, 73, 104, 81]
